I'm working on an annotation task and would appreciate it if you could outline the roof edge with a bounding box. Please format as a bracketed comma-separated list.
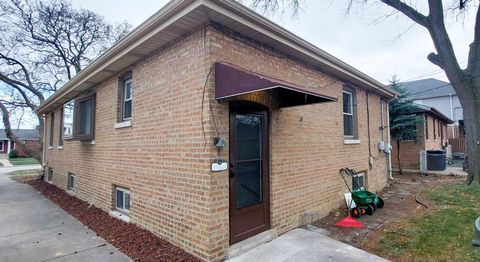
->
[37, 0, 397, 114]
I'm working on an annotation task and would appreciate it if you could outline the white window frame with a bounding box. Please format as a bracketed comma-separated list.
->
[115, 187, 131, 215]
[63, 100, 74, 140]
[67, 174, 75, 191]
[122, 78, 132, 121]
[343, 90, 355, 138]
[0, 141, 3, 151]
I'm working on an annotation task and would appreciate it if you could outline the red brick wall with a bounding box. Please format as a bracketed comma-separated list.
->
[391, 113, 446, 170]
[15, 140, 41, 157]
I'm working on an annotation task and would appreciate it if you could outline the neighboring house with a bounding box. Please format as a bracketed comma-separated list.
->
[391, 104, 453, 170]
[400, 78, 464, 139]
[0, 129, 40, 158]
[36, 1, 396, 261]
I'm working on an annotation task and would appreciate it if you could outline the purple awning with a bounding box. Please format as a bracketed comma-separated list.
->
[215, 62, 337, 108]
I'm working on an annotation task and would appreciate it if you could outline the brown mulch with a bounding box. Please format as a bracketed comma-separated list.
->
[313, 172, 466, 259]
[26, 179, 200, 262]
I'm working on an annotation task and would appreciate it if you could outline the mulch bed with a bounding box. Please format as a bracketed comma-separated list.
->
[26, 179, 200, 262]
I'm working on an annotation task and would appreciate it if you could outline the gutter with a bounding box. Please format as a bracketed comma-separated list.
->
[36, 0, 195, 114]
[37, 0, 398, 114]
[205, 0, 397, 98]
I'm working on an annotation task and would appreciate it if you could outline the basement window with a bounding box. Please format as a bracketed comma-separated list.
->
[47, 167, 53, 182]
[115, 187, 130, 215]
[352, 172, 365, 191]
[67, 173, 76, 191]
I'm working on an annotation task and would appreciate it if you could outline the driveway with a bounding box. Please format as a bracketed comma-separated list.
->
[0, 165, 132, 262]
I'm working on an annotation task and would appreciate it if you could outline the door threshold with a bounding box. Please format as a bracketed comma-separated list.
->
[226, 229, 277, 259]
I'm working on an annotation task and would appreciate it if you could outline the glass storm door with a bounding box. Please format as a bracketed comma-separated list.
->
[229, 106, 270, 244]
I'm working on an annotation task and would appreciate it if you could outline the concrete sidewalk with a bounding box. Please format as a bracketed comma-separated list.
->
[227, 228, 388, 262]
[0, 158, 13, 167]
[0, 166, 132, 262]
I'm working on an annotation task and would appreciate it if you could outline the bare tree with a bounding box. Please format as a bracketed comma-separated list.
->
[0, 0, 131, 160]
[243, 0, 480, 184]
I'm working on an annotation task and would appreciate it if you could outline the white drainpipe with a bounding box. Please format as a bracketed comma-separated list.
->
[42, 114, 47, 168]
[385, 102, 393, 179]
[6, 140, 11, 156]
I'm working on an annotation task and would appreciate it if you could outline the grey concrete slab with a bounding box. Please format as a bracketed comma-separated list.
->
[226, 228, 389, 262]
[0, 167, 132, 262]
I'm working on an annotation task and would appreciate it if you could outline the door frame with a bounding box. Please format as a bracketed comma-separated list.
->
[229, 101, 271, 245]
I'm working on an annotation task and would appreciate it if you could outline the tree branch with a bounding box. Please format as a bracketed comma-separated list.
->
[425, 0, 464, 83]
[380, 0, 429, 28]
[427, 52, 442, 68]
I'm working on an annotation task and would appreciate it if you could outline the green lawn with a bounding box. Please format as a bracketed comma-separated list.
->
[8, 157, 40, 166]
[377, 183, 480, 261]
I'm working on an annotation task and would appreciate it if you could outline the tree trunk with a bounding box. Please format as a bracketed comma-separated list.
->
[462, 97, 480, 184]
[397, 140, 402, 175]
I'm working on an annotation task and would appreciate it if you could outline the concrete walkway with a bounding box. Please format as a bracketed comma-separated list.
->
[0, 158, 13, 167]
[396, 166, 467, 176]
[227, 228, 388, 262]
[0, 166, 132, 262]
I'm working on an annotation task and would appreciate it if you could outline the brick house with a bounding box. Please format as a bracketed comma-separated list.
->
[391, 104, 453, 170]
[0, 129, 40, 158]
[36, 0, 397, 261]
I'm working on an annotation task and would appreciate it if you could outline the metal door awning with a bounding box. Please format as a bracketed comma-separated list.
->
[215, 62, 337, 108]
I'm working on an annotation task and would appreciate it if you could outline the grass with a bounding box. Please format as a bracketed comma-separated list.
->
[8, 169, 41, 182]
[377, 183, 480, 261]
[8, 157, 39, 165]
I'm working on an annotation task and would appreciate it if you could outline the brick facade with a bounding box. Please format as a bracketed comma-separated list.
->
[44, 25, 391, 261]
[391, 112, 448, 170]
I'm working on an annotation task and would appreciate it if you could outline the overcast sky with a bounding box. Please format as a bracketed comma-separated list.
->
[70, 0, 475, 84]
[5, 0, 477, 129]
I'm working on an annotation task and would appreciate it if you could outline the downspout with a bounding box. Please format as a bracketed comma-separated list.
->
[7, 140, 11, 156]
[386, 98, 393, 180]
[42, 114, 47, 169]
[366, 92, 372, 161]
[450, 94, 455, 138]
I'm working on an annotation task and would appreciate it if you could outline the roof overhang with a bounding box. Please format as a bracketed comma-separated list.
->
[215, 62, 336, 107]
[37, 0, 397, 114]
[413, 105, 454, 124]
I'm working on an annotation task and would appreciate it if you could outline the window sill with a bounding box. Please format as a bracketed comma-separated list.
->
[66, 189, 76, 196]
[57, 146, 63, 150]
[110, 210, 130, 223]
[80, 140, 95, 145]
[344, 139, 361, 145]
[48, 146, 53, 150]
[114, 120, 132, 129]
